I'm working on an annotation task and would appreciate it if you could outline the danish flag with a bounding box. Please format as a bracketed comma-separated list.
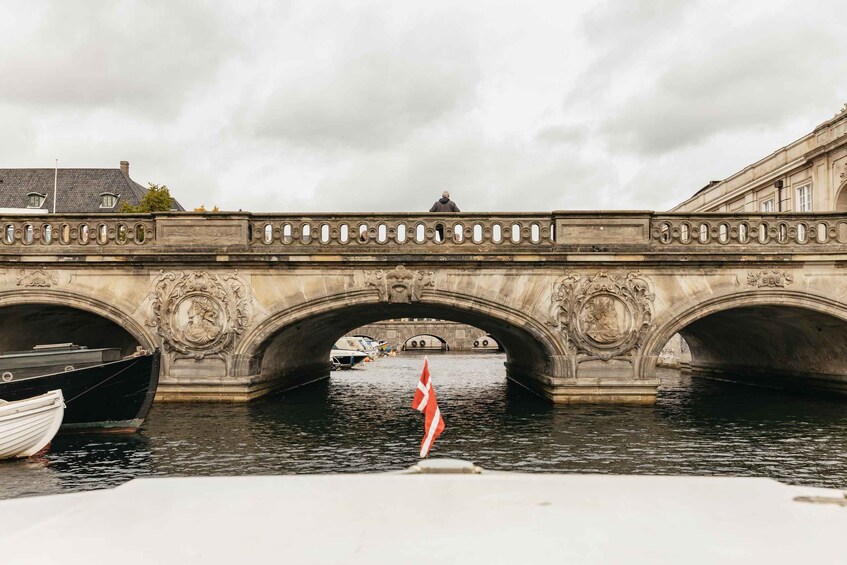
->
[411, 357, 445, 458]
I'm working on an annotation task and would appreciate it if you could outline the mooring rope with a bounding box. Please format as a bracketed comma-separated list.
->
[63, 357, 144, 405]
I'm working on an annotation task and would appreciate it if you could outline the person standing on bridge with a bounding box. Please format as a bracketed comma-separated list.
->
[429, 191, 460, 242]
[429, 191, 460, 213]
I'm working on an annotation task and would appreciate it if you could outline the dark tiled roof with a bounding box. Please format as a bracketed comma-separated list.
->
[0, 168, 184, 213]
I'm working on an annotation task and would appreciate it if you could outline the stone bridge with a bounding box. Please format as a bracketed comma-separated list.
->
[352, 320, 501, 351]
[2, 211, 847, 404]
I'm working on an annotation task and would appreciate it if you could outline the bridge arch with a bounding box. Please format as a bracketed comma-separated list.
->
[233, 289, 565, 392]
[402, 334, 449, 351]
[0, 289, 157, 355]
[643, 290, 847, 395]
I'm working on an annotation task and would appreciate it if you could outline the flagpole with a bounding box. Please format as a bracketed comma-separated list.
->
[53, 159, 58, 213]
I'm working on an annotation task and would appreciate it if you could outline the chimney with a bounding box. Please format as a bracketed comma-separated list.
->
[120, 160, 129, 176]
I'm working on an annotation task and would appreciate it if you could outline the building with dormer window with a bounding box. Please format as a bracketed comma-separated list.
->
[0, 161, 184, 213]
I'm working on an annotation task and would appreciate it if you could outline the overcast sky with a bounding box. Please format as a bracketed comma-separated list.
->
[2, 0, 846, 213]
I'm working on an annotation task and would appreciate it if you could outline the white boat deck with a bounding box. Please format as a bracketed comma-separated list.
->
[0, 462, 845, 564]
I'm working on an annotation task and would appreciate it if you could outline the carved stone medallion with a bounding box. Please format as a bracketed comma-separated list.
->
[364, 265, 435, 303]
[150, 271, 251, 360]
[747, 270, 793, 288]
[551, 271, 654, 360]
[16, 269, 58, 288]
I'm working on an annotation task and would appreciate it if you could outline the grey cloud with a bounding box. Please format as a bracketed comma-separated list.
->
[604, 28, 844, 154]
[535, 125, 588, 146]
[296, 134, 616, 213]
[0, 2, 239, 115]
[242, 10, 481, 151]
[565, 0, 695, 107]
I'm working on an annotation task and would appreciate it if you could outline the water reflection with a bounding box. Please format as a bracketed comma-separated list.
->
[2, 353, 846, 499]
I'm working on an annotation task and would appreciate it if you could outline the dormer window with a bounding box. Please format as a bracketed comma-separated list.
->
[27, 192, 46, 208]
[99, 193, 118, 209]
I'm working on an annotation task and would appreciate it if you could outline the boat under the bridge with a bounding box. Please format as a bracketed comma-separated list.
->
[0, 344, 160, 433]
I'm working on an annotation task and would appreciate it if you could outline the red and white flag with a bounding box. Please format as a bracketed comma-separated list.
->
[411, 357, 445, 458]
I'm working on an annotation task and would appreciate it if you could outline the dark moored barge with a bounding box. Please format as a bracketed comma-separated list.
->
[0, 344, 160, 433]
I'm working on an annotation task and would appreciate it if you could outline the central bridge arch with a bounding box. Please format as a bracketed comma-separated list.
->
[232, 290, 566, 394]
[644, 291, 847, 396]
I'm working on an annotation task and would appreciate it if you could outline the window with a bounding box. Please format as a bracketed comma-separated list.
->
[27, 193, 46, 208]
[99, 193, 118, 209]
[760, 199, 774, 213]
[796, 184, 811, 212]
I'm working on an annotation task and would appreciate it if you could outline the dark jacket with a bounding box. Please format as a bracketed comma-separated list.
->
[429, 197, 460, 212]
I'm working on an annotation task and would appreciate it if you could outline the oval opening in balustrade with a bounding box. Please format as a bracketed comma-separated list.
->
[796, 223, 807, 243]
[282, 223, 293, 244]
[434, 223, 444, 243]
[396, 223, 407, 243]
[23, 224, 33, 245]
[4, 225, 14, 245]
[377, 224, 387, 244]
[321, 223, 331, 244]
[135, 224, 146, 244]
[357, 223, 368, 243]
[339, 224, 349, 244]
[511, 223, 521, 243]
[79, 225, 90, 244]
[453, 223, 464, 243]
[777, 223, 788, 244]
[698, 223, 709, 244]
[472, 223, 483, 244]
[737, 223, 748, 243]
[42, 224, 53, 245]
[758, 223, 769, 244]
[116, 224, 127, 245]
[60, 224, 70, 244]
[530, 223, 540, 243]
[817, 222, 828, 243]
[718, 223, 729, 244]
[415, 223, 426, 243]
[492, 224, 502, 244]
[680, 223, 690, 243]
[660, 222, 671, 243]
[263, 224, 273, 244]
[301, 224, 312, 243]
[97, 224, 108, 245]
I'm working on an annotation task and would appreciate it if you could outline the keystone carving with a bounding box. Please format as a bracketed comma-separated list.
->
[150, 271, 251, 360]
[364, 265, 435, 303]
[551, 271, 654, 360]
[16, 269, 59, 288]
[747, 270, 794, 288]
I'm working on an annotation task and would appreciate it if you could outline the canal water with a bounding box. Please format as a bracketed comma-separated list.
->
[2, 353, 847, 499]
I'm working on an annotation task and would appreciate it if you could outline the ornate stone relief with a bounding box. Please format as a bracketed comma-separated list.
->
[149, 271, 251, 360]
[16, 269, 59, 288]
[551, 271, 654, 360]
[364, 265, 435, 303]
[747, 270, 794, 288]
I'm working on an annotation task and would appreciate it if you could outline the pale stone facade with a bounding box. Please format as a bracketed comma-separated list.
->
[673, 104, 847, 213]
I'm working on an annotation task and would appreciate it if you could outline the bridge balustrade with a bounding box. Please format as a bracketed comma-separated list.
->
[651, 215, 847, 247]
[2, 212, 847, 251]
[0, 216, 155, 247]
[248, 215, 556, 248]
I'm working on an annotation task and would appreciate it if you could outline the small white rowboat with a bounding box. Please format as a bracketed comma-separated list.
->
[0, 389, 64, 460]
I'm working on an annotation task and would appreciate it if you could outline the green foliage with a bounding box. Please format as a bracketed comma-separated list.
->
[120, 183, 175, 213]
